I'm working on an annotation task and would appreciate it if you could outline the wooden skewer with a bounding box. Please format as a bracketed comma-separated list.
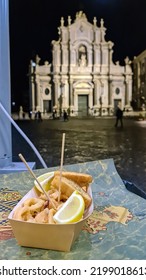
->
[18, 153, 57, 210]
[58, 133, 65, 202]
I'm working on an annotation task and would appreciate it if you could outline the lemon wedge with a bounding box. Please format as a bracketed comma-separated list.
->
[34, 172, 54, 193]
[53, 191, 85, 224]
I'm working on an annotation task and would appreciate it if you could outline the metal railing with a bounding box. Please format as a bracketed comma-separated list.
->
[0, 102, 47, 169]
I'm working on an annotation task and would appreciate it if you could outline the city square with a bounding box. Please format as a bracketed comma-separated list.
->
[12, 116, 146, 193]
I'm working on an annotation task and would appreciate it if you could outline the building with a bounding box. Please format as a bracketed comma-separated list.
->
[133, 50, 146, 110]
[28, 11, 133, 117]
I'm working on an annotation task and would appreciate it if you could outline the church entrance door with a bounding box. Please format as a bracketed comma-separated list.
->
[43, 100, 52, 113]
[78, 95, 88, 117]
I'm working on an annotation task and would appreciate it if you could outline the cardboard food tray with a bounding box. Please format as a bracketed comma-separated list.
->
[8, 174, 93, 252]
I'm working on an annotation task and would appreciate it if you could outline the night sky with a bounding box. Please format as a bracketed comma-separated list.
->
[9, 0, 146, 110]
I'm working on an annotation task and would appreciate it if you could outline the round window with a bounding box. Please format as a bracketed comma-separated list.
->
[45, 88, 50, 95]
[115, 88, 120, 94]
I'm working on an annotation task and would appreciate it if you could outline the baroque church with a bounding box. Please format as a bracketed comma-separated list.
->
[28, 11, 133, 117]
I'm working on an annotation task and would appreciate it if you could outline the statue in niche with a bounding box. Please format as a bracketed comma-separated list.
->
[79, 54, 87, 67]
[79, 45, 86, 53]
[78, 45, 87, 67]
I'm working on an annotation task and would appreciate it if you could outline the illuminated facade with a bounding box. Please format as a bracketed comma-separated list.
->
[29, 11, 133, 117]
[133, 50, 146, 110]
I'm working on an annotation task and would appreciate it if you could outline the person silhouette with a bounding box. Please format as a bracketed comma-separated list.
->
[63, 110, 68, 121]
[37, 110, 42, 121]
[115, 103, 124, 128]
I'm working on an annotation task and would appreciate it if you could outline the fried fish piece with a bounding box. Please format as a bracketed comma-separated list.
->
[35, 208, 49, 223]
[54, 170, 92, 188]
[51, 175, 92, 209]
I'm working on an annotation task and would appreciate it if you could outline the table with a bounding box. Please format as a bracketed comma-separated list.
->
[0, 158, 146, 260]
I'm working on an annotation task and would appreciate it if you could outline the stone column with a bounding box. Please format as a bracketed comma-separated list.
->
[93, 80, 100, 116]
[37, 82, 40, 109]
[89, 89, 93, 111]
[64, 82, 69, 108]
[108, 79, 113, 105]
[125, 80, 130, 106]
[35, 79, 40, 110]
[125, 81, 127, 106]
[35, 81, 38, 109]
[108, 79, 113, 115]
[69, 79, 73, 106]
[128, 78, 132, 104]
[69, 79, 74, 115]
[54, 82, 59, 107]
[93, 80, 97, 105]
[0, 0, 12, 168]
[31, 77, 35, 112]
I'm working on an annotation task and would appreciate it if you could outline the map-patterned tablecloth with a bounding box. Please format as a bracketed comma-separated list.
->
[0, 158, 146, 260]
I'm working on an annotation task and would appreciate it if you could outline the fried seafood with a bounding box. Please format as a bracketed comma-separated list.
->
[35, 208, 49, 223]
[54, 171, 92, 187]
[51, 175, 92, 208]
[13, 205, 31, 221]
[23, 198, 44, 212]
[13, 171, 93, 224]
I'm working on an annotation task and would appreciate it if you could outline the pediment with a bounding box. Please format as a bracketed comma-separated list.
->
[70, 12, 94, 43]
[75, 82, 91, 88]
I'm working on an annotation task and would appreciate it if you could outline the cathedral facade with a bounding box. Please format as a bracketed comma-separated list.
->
[29, 11, 133, 117]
